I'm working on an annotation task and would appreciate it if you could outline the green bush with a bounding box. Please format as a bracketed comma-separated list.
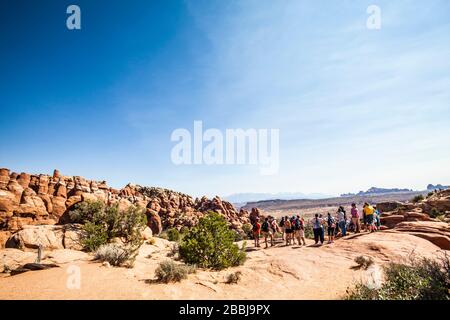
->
[346, 255, 450, 300]
[179, 212, 246, 270]
[82, 222, 108, 251]
[69, 200, 147, 252]
[429, 208, 441, 219]
[167, 228, 181, 242]
[304, 224, 314, 240]
[242, 223, 253, 239]
[412, 194, 425, 203]
[180, 226, 190, 235]
[154, 260, 196, 283]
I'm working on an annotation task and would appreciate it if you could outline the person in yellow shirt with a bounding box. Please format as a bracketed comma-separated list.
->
[363, 202, 375, 232]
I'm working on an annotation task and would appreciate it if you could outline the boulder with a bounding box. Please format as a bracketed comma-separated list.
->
[63, 224, 85, 250]
[141, 226, 153, 240]
[376, 201, 403, 213]
[0, 249, 36, 273]
[51, 196, 67, 218]
[146, 209, 162, 235]
[0, 168, 10, 189]
[17, 173, 31, 189]
[380, 214, 405, 228]
[393, 221, 450, 250]
[17, 188, 48, 217]
[6, 225, 65, 251]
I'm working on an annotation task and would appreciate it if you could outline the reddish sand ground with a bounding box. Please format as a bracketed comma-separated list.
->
[0, 230, 445, 300]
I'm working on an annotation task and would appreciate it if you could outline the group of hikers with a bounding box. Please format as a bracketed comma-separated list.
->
[251, 202, 382, 248]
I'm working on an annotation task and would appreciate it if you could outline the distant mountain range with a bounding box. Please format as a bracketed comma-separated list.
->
[223, 192, 333, 204]
[340, 187, 413, 197]
[427, 184, 449, 191]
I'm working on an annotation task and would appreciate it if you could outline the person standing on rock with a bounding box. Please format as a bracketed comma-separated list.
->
[261, 217, 274, 248]
[311, 214, 324, 245]
[279, 216, 286, 240]
[326, 212, 336, 243]
[373, 206, 381, 231]
[252, 217, 261, 247]
[337, 206, 347, 237]
[363, 203, 375, 232]
[351, 203, 361, 233]
[294, 215, 306, 246]
[269, 216, 279, 239]
[284, 217, 293, 246]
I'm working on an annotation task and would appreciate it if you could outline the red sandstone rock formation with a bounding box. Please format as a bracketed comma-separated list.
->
[0, 168, 250, 247]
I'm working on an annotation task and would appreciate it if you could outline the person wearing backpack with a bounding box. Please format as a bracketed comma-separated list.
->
[261, 217, 274, 248]
[293, 215, 306, 246]
[311, 213, 324, 245]
[327, 212, 336, 244]
[284, 218, 293, 246]
[298, 216, 306, 245]
[279, 217, 286, 240]
[337, 206, 347, 237]
[252, 217, 261, 247]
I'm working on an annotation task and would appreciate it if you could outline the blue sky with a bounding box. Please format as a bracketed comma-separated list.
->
[1, 0, 449, 198]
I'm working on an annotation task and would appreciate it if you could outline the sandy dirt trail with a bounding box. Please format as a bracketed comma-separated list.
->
[0, 231, 445, 300]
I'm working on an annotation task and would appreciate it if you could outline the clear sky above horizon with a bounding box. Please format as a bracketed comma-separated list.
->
[1, 0, 449, 198]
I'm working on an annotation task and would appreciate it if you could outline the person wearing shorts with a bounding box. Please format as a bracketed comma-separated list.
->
[284, 219, 293, 246]
[327, 212, 336, 243]
[351, 203, 361, 233]
[261, 217, 274, 248]
[252, 217, 261, 247]
[363, 203, 375, 232]
[311, 214, 324, 245]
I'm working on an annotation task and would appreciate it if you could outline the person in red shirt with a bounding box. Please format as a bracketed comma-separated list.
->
[252, 217, 261, 247]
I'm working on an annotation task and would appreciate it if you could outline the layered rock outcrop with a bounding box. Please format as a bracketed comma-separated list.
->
[0, 168, 249, 247]
[378, 188, 450, 249]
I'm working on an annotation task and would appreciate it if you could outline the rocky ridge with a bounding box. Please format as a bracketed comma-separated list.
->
[377, 188, 450, 249]
[0, 168, 249, 248]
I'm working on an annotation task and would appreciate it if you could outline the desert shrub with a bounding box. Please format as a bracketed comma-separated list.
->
[94, 243, 137, 267]
[179, 212, 246, 270]
[167, 228, 181, 242]
[429, 208, 442, 219]
[304, 224, 314, 240]
[180, 226, 190, 235]
[354, 255, 374, 270]
[154, 260, 196, 283]
[346, 254, 450, 300]
[69, 200, 147, 252]
[69, 200, 106, 224]
[242, 223, 253, 239]
[427, 192, 434, 198]
[225, 271, 242, 284]
[146, 237, 156, 245]
[233, 230, 246, 241]
[82, 222, 108, 251]
[412, 194, 424, 203]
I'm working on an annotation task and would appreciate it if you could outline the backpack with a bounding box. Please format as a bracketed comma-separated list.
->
[261, 221, 269, 232]
[328, 217, 336, 228]
[293, 219, 300, 230]
[252, 223, 258, 232]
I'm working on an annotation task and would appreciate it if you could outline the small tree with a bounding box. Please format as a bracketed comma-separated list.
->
[69, 200, 147, 258]
[412, 195, 424, 203]
[179, 212, 246, 270]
